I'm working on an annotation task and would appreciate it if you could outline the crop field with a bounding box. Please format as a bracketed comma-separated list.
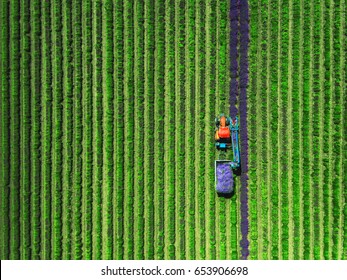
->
[248, 0, 346, 259]
[0, 0, 346, 260]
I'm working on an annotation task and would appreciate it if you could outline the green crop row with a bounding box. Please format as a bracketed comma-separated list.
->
[322, 0, 331, 260]
[185, 0, 196, 260]
[1, 0, 10, 261]
[72, 0, 83, 260]
[311, 0, 322, 259]
[113, 0, 124, 260]
[81, 0, 93, 260]
[268, 0, 279, 260]
[291, 0, 307, 259]
[91, 0, 103, 260]
[10, 0, 21, 260]
[154, 0, 166, 259]
[175, 0, 186, 260]
[41, 0, 52, 260]
[124, 0, 135, 260]
[196, 0, 206, 260]
[144, 0, 155, 259]
[280, 0, 289, 260]
[134, 0, 145, 260]
[207, 0, 217, 260]
[228, 0, 238, 260]
[340, 0, 347, 261]
[164, 0, 176, 260]
[217, 0, 227, 260]
[260, 0, 270, 260]
[248, 0, 258, 259]
[52, 0, 63, 260]
[62, 0, 73, 260]
[102, 0, 114, 260]
[301, 0, 312, 259]
[1, 0, 240, 260]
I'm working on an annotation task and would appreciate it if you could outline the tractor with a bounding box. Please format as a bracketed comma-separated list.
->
[214, 114, 240, 194]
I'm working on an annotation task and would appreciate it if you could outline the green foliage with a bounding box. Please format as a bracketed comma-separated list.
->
[62, 0, 73, 260]
[248, 0, 258, 259]
[144, 0, 155, 260]
[6, 0, 347, 262]
[102, 0, 114, 260]
[72, 0, 83, 260]
[91, 0, 103, 260]
[196, 0, 206, 260]
[0, 0, 10, 261]
[52, 0, 63, 260]
[81, 0, 93, 260]
[30, 0, 42, 260]
[41, 0, 53, 260]
[134, 0, 145, 260]
[154, 0, 166, 260]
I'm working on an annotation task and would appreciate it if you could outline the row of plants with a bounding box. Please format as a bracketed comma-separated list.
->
[0, 0, 241, 260]
[30, 0, 43, 260]
[9, 0, 21, 260]
[185, 0, 196, 260]
[207, 0, 217, 260]
[144, 0, 155, 259]
[20, 0, 32, 260]
[0, 0, 10, 260]
[41, 0, 53, 260]
[154, 0, 165, 259]
[228, 0, 239, 260]
[341, 1, 347, 259]
[175, 0, 186, 260]
[331, 0, 346, 260]
[164, 0, 176, 260]
[133, 0, 145, 260]
[196, 0, 206, 260]
[322, 0, 332, 260]
[72, 0, 83, 260]
[335, 0, 347, 260]
[102, 0, 115, 260]
[238, 0, 250, 260]
[91, 0, 103, 260]
[301, 0, 312, 260]
[268, 0, 279, 259]
[62, 0, 74, 260]
[279, 0, 289, 260]
[290, 0, 301, 260]
[247, 0, 258, 259]
[123, 0, 135, 260]
[52, 0, 63, 260]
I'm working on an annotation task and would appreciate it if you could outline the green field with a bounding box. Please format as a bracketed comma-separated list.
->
[0, 0, 346, 260]
[248, 0, 346, 259]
